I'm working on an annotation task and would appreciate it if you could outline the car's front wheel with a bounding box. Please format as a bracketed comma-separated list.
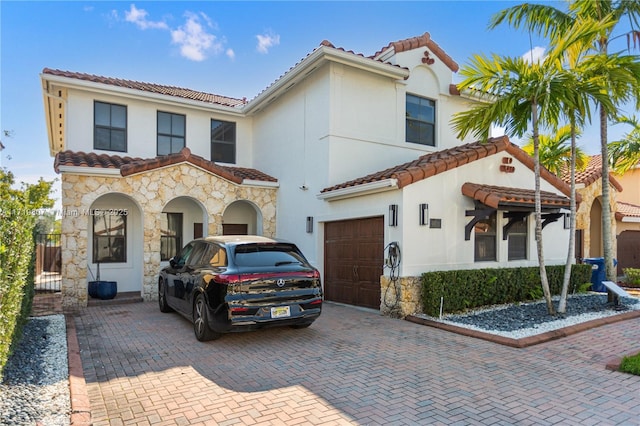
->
[158, 278, 173, 313]
[193, 293, 220, 341]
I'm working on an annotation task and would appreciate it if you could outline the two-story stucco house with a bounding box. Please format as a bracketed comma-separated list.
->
[41, 32, 574, 314]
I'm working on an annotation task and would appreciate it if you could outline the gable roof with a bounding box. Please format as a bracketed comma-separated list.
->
[54, 148, 277, 184]
[562, 154, 623, 192]
[42, 68, 247, 108]
[462, 182, 570, 210]
[371, 32, 459, 72]
[320, 136, 577, 202]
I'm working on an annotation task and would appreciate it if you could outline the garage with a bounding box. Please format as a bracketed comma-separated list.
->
[617, 230, 640, 275]
[324, 217, 384, 309]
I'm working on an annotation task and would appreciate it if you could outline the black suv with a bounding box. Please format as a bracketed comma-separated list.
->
[159, 236, 323, 341]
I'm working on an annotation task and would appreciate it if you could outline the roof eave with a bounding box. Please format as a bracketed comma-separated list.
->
[39, 72, 245, 116]
[317, 178, 399, 201]
[244, 46, 409, 115]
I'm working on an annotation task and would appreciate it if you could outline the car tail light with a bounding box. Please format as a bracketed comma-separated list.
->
[230, 307, 250, 314]
[217, 274, 241, 285]
[309, 299, 322, 305]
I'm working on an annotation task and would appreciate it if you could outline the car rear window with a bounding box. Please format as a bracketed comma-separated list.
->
[233, 243, 306, 267]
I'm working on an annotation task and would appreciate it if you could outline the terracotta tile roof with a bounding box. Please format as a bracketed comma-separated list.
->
[320, 137, 577, 202]
[321, 137, 511, 193]
[371, 32, 459, 72]
[54, 151, 143, 170]
[461, 182, 570, 210]
[54, 148, 277, 184]
[616, 201, 640, 221]
[42, 68, 247, 108]
[251, 40, 408, 102]
[562, 154, 623, 192]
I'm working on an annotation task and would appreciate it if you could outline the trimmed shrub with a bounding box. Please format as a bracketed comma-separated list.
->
[0, 169, 54, 380]
[623, 268, 640, 288]
[421, 264, 592, 317]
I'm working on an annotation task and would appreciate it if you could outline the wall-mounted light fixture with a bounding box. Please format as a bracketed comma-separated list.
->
[306, 216, 314, 233]
[419, 203, 429, 226]
[389, 204, 398, 227]
[564, 213, 571, 229]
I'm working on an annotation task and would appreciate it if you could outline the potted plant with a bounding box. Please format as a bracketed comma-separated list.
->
[88, 263, 117, 300]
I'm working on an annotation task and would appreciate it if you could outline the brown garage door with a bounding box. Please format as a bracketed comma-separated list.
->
[617, 230, 640, 275]
[324, 217, 384, 309]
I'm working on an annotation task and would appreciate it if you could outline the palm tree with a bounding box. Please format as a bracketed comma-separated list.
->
[609, 116, 640, 173]
[452, 55, 568, 315]
[490, 0, 640, 284]
[522, 125, 588, 175]
[452, 17, 610, 315]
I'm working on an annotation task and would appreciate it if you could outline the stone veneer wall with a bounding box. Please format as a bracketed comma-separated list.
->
[59, 163, 277, 309]
[380, 275, 423, 318]
[575, 178, 617, 259]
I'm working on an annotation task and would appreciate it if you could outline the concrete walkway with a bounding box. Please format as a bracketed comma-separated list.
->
[71, 301, 640, 425]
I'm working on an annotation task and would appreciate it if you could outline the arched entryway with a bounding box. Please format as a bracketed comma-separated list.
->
[222, 200, 263, 235]
[88, 193, 143, 294]
[161, 197, 207, 261]
[589, 198, 603, 257]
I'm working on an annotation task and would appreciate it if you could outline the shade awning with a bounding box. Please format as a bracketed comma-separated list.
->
[461, 182, 570, 210]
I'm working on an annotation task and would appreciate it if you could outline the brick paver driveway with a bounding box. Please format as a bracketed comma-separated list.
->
[74, 301, 640, 425]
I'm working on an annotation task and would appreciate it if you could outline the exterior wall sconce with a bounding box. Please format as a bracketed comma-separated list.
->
[419, 203, 429, 226]
[306, 216, 314, 233]
[564, 213, 570, 229]
[389, 204, 398, 227]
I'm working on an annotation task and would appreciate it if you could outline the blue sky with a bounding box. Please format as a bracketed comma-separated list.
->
[1, 0, 635, 200]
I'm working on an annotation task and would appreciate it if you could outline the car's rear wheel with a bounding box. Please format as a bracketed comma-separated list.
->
[193, 293, 220, 341]
[158, 278, 173, 313]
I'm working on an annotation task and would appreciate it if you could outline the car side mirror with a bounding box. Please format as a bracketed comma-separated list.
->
[169, 257, 178, 268]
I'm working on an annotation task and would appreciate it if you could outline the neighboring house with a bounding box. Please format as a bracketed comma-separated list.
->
[613, 164, 640, 274]
[41, 32, 574, 315]
[564, 155, 621, 264]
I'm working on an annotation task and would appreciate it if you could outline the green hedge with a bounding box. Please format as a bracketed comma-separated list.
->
[0, 204, 37, 380]
[420, 264, 592, 316]
[0, 169, 54, 381]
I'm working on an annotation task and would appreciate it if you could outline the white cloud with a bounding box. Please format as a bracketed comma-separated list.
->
[522, 46, 546, 64]
[125, 4, 168, 30]
[171, 12, 222, 62]
[256, 31, 280, 54]
[226, 48, 235, 60]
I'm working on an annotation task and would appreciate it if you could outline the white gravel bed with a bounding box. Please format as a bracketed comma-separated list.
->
[0, 314, 70, 426]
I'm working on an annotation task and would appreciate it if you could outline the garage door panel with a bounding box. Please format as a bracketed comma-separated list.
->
[324, 217, 383, 309]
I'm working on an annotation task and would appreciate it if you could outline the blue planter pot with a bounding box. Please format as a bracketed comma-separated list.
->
[88, 281, 117, 300]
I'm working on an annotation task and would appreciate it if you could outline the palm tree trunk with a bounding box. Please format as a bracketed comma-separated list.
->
[600, 105, 616, 283]
[532, 100, 555, 315]
[558, 120, 577, 314]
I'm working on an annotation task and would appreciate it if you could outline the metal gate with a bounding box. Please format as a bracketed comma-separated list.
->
[35, 233, 61, 292]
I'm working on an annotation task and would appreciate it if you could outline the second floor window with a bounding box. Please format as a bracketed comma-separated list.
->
[406, 94, 436, 146]
[94, 101, 127, 152]
[160, 212, 183, 261]
[211, 119, 236, 163]
[157, 112, 185, 155]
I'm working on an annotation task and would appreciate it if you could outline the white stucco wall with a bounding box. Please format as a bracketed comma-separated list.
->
[64, 88, 252, 165]
[398, 153, 569, 275]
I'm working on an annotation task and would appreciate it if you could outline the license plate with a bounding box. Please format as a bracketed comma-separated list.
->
[271, 306, 291, 318]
